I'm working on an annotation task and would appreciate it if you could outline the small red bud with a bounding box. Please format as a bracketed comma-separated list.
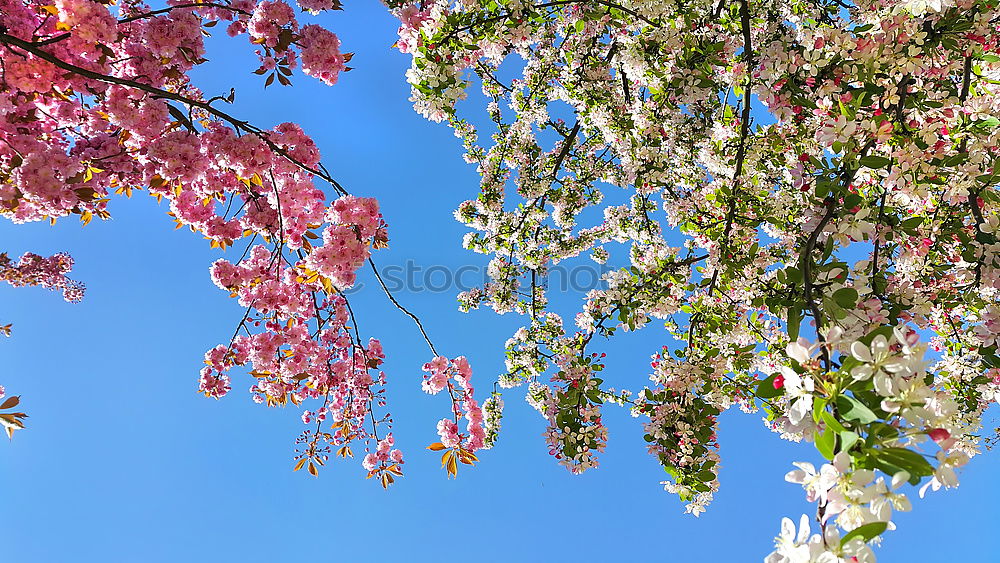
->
[928, 428, 951, 443]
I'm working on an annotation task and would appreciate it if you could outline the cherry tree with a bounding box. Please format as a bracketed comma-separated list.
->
[0, 0, 486, 488]
[3, 0, 1000, 559]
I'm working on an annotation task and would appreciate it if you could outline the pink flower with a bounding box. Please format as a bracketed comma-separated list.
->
[437, 418, 461, 448]
[198, 370, 231, 399]
[299, 25, 346, 86]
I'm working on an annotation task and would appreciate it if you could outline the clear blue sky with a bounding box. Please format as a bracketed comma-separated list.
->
[1, 4, 998, 562]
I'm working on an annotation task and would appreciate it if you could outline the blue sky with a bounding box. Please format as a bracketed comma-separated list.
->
[1, 4, 998, 562]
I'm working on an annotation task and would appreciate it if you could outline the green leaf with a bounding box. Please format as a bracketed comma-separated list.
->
[865, 422, 900, 446]
[815, 427, 836, 460]
[939, 153, 968, 167]
[899, 216, 923, 233]
[852, 389, 886, 413]
[875, 447, 934, 483]
[821, 410, 847, 433]
[976, 173, 1000, 185]
[815, 177, 834, 198]
[836, 394, 877, 424]
[840, 521, 888, 547]
[859, 155, 892, 169]
[833, 287, 859, 308]
[695, 470, 716, 481]
[787, 306, 802, 341]
[977, 117, 1000, 130]
[838, 100, 856, 121]
[839, 430, 860, 452]
[756, 373, 784, 399]
[813, 396, 826, 424]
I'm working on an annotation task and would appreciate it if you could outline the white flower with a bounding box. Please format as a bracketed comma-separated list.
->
[919, 450, 970, 497]
[782, 366, 815, 425]
[904, 0, 951, 15]
[817, 115, 858, 146]
[765, 514, 813, 563]
[786, 461, 839, 503]
[869, 472, 912, 521]
[850, 335, 905, 378]
[787, 339, 816, 365]
[765, 514, 873, 563]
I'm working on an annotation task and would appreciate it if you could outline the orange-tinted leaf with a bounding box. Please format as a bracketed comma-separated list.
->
[427, 442, 447, 451]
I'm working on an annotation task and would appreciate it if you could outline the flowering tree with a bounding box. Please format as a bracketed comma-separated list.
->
[3, 0, 1000, 558]
[387, 0, 1000, 559]
[0, 0, 440, 486]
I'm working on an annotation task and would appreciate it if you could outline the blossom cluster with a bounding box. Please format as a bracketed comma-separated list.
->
[764, 330, 974, 560]
[640, 350, 723, 516]
[536, 353, 609, 474]
[0, 251, 84, 303]
[422, 355, 486, 456]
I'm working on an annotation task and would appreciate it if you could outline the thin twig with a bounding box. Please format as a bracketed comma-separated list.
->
[367, 258, 438, 356]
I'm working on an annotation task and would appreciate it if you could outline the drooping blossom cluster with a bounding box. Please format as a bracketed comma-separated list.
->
[360, 433, 405, 487]
[199, 193, 401, 481]
[298, 25, 349, 86]
[302, 196, 386, 288]
[762, 329, 974, 561]
[421, 355, 486, 473]
[0, 252, 84, 303]
[390, 0, 1000, 557]
[639, 349, 723, 517]
[537, 353, 609, 475]
[481, 391, 503, 449]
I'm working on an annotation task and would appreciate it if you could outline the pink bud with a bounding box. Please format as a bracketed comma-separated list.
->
[772, 374, 785, 390]
[928, 428, 951, 443]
